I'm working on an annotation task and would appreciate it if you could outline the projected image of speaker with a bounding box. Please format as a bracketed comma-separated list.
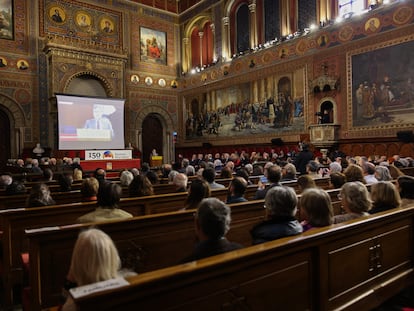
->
[271, 138, 284, 146]
[397, 131, 414, 143]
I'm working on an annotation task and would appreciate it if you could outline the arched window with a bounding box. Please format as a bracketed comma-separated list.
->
[190, 21, 214, 68]
[236, 4, 250, 53]
[264, 0, 280, 42]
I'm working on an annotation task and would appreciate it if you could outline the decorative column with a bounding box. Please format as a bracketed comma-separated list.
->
[210, 23, 216, 62]
[248, 1, 258, 48]
[252, 80, 258, 103]
[198, 31, 204, 67]
[222, 16, 230, 60]
[182, 37, 189, 72]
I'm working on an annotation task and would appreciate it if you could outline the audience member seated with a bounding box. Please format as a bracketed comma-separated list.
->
[43, 168, 54, 182]
[173, 173, 188, 192]
[62, 228, 133, 311]
[160, 163, 172, 178]
[73, 168, 83, 181]
[5, 180, 26, 195]
[334, 181, 371, 224]
[375, 165, 392, 182]
[78, 182, 132, 223]
[146, 170, 159, 185]
[299, 188, 333, 232]
[181, 198, 243, 262]
[329, 172, 346, 189]
[185, 165, 196, 176]
[80, 177, 99, 201]
[280, 163, 297, 181]
[30, 158, 43, 174]
[226, 176, 248, 204]
[306, 160, 322, 179]
[94, 167, 107, 185]
[119, 170, 134, 187]
[168, 170, 179, 184]
[329, 161, 342, 174]
[27, 183, 55, 207]
[297, 175, 317, 192]
[369, 181, 401, 214]
[362, 161, 378, 184]
[343, 164, 366, 184]
[251, 186, 302, 244]
[59, 173, 74, 192]
[254, 165, 282, 200]
[202, 167, 225, 189]
[0, 173, 13, 189]
[235, 168, 252, 185]
[396, 175, 414, 208]
[220, 167, 233, 179]
[128, 175, 154, 197]
[183, 179, 211, 210]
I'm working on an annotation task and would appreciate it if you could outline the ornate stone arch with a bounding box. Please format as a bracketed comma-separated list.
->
[318, 96, 338, 124]
[0, 94, 27, 158]
[134, 105, 175, 163]
[63, 71, 114, 97]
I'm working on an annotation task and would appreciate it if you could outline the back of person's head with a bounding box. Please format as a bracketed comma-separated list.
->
[0, 173, 13, 188]
[397, 175, 414, 199]
[230, 176, 247, 197]
[235, 168, 250, 183]
[244, 163, 253, 175]
[267, 165, 282, 183]
[344, 164, 365, 183]
[185, 165, 195, 176]
[306, 160, 320, 174]
[220, 167, 233, 179]
[94, 168, 106, 183]
[6, 180, 26, 195]
[202, 167, 216, 183]
[68, 228, 120, 286]
[119, 170, 134, 187]
[145, 170, 159, 185]
[375, 165, 392, 181]
[130, 168, 140, 177]
[73, 168, 83, 181]
[329, 172, 346, 189]
[370, 181, 401, 210]
[168, 170, 179, 183]
[81, 177, 99, 198]
[195, 198, 231, 240]
[340, 181, 371, 213]
[265, 186, 298, 218]
[27, 183, 55, 207]
[329, 162, 342, 174]
[297, 175, 316, 191]
[362, 161, 376, 175]
[141, 162, 150, 173]
[173, 173, 188, 190]
[98, 182, 122, 208]
[129, 175, 154, 196]
[43, 168, 54, 181]
[185, 179, 211, 209]
[300, 188, 333, 227]
[283, 163, 297, 179]
[59, 174, 73, 191]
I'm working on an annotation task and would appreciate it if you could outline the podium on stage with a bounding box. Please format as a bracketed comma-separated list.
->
[150, 156, 163, 167]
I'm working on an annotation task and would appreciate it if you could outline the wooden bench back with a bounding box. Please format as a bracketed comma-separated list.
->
[72, 205, 414, 311]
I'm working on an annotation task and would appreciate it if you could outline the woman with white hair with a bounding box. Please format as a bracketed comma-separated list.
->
[62, 228, 124, 311]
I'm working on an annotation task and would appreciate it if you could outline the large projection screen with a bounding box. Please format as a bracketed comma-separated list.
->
[57, 94, 125, 150]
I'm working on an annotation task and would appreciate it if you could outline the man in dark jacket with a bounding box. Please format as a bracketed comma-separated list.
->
[254, 165, 283, 200]
[294, 143, 314, 175]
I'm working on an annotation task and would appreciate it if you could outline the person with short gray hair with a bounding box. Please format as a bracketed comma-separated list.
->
[251, 186, 302, 244]
[182, 197, 243, 262]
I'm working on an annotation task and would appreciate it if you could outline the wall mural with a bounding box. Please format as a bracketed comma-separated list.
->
[140, 26, 167, 65]
[185, 70, 306, 139]
[350, 38, 414, 129]
[0, 0, 13, 40]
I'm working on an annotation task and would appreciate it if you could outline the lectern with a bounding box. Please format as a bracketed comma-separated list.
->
[150, 156, 163, 167]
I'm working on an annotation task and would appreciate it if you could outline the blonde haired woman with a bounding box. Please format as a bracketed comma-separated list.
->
[62, 228, 121, 311]
[334, 181, 372, 224]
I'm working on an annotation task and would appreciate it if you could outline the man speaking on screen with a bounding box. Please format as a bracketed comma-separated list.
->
[84, 104, 115, 138]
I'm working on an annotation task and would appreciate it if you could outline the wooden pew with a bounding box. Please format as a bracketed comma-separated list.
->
[25, 199, 267, 310]
[72, 205, 414, 311]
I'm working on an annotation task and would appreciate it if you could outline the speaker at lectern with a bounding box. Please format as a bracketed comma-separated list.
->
[150, 156, 163, 167]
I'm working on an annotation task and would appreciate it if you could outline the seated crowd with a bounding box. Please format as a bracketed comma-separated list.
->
[1, 149, 414, 309]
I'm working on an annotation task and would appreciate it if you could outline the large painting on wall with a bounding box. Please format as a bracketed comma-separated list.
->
[0, 0, 13, 40]
[184, 68, 306, 139]
[140, 26, 167, 65]
[350, 38, 414, 129]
